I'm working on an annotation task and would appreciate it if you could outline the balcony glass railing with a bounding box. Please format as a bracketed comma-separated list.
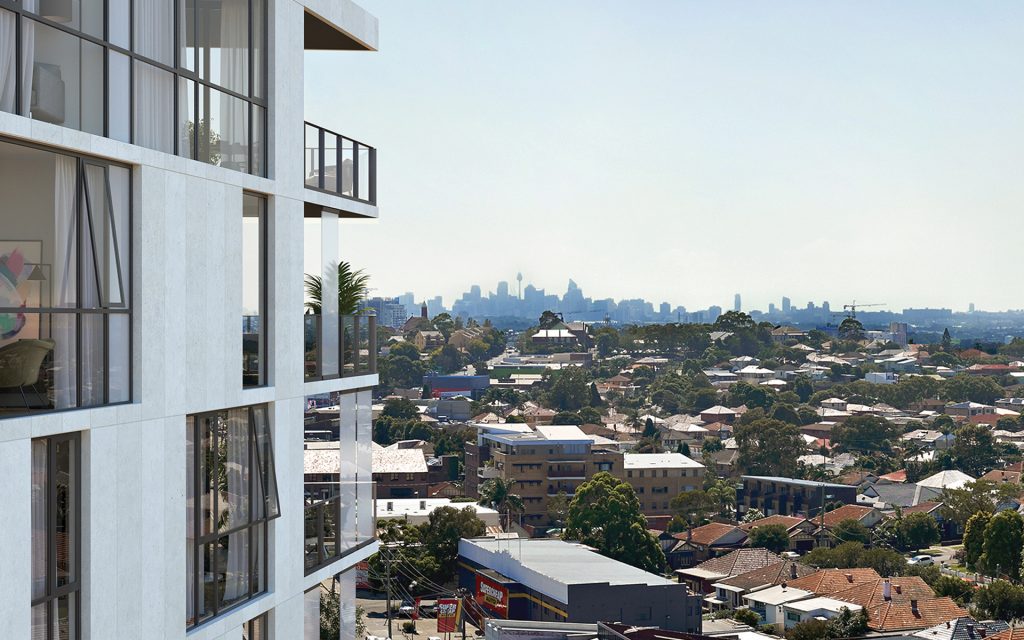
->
[304, 313, 377, 381]
[304, 122, 376, 204]
[304, 481, 375, 575]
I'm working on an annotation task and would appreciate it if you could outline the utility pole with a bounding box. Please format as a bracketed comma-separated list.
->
[385, 549, 393, 639]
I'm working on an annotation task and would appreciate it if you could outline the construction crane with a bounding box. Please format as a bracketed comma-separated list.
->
[842, 301, 886, 319]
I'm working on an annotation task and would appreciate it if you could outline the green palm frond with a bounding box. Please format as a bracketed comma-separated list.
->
[304, 261, 370, 316]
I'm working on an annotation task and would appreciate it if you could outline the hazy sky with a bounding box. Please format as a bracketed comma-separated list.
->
[304, 1, 1024, 313]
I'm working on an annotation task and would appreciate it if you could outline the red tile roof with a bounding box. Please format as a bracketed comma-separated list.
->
[864, 597, 969, 632]
[740, 515, 807, 532]
[830, 576, 934, 608]
[980, 469, 1024, 484]
[879, 470, 908, 483]
[677, 522, 746, 546]
[822, 504, 876, 528]
[787, 568, 882, 594]
[716, 561, 816, 590]
[990, 629, 1024, 640]
[902, 501, 942, 515]
[686, 548, 786, 578]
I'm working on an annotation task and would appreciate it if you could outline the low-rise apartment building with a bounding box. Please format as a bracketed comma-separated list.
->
[623, 453, 705, 516]
[740, 476, 857, 518]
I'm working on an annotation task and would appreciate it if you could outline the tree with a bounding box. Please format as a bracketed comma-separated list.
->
[478, 478, 525, 529]
[546, 367, 592, 412]
[538, 311, 562, 330]
[552, 411, 583, 426]
[825, 607, 869, 639]
[379, 354, 426, 389]
[747, 524, 791, 553]
[643, 417, 659, 439]
[838, 318, 865, 341]
[974, 580, 1024, 621]
[381, 397, 419, 420]
[420, 506, 487, 582]
[732, 609, 761, 627]
[794, 376, 814, 403]
[981, 510, 1024, 581]
[304, 261, 370, 315]
[832, 519, 871, 545]
[735, 418, 803, 477]
[786, 619, 829, 640]
[831, 415, 900, 454]
[430, 344, 465, 374]
[942, 482, 999, 528]
[932, 575, 974, 605]
[941, 328, 953, 350]
[859, 547, 907, 577]
[770, 404, 801, 425]
[390, 341, 421, 360]
[670, 489, 716, 527]
[594, 327, 620, 358]
[963, 511, 991, 571]
[431, 313, 456, 340]
[951, 423, 1000, 476]
[320, 583, 341, 640]
[898, 512, 941, 551]
[564, 472, 666, 573]
[547, 491, 571, 527]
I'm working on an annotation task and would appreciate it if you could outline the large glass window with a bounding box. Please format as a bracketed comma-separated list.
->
[0, 138, 131, 418]
[32, 433, 81, 640]
[242, 193, 266, 388]
[187, 404, 279, 629]
[0, 0, 268, 176]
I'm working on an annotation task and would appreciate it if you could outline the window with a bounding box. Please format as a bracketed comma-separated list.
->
[787, 612, 802, 622]
[244, 612, 268, 639]
[662, 469, 668, 477]
[186, 404, 279, 629]
[31, 433, 80, 640]
[0, 0, 268, 175]
[242, 193, 266, 387]
[0, 139, 131, 418]
[627, 470, 633, 478]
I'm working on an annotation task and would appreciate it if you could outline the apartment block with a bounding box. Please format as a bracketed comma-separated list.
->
[740, 476, 857, 519]
[467, 424, 705, 524]
[623, 453, 705, 517]
[0, 1, 381, 639]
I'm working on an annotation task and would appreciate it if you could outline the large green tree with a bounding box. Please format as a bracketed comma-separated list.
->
[898, 512, 941, 552]
[981, 510, 1024, 581]
[545, 366, 592, 412]
[747, 524, 791, 553]
[734, 418, 803, 477]
[831, 415, 900, 454]
[564, 472, 665, 573]
[420, 506, 487, 582]
[963, 511, 991, 571]
[950, 423, 1000, 476]
[832, 519, 871, 545]
[974, 580, 1024, 621]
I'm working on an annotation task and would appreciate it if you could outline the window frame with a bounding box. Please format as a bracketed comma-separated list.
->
[242, 192, 268, 388]
[186, 404, 280, 630]
[31, 432, 82, 640]
[0, 136, 133, 419]
[0, 0, 269, 176]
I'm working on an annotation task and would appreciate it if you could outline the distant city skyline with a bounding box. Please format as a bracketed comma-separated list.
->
[306, 2, 1024, 310]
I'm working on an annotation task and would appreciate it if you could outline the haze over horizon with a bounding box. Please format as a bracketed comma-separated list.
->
[305, 1, 1024, 311]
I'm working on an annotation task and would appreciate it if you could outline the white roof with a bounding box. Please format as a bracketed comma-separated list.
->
[459, 538, 677, 605]
[533, 329, 575, 338]
[535, 424, 592, 442]
[703, 405, 737, 415]
[376, 498, 498, 518]
[744, 584, 814, 606]
[623, 453, 704, 470]
[738, 365, 775, 374]
[785, 597, 861, 614]
[372, 443, 429, 474]
[917, 469, 974, 489]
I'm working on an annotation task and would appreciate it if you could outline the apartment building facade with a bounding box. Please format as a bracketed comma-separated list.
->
[467, 424, 705, 524]
[0, 1, 380, 639]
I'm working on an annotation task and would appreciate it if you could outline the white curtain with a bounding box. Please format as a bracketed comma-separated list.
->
[134, 0, 173, 65]
[0, 2, 35, 115]
[134, 62, 173, 153]
[186, 424, 195, 625]
[220, 0, 249, 170]
[53, 155, 77, 410]
[223, 408, 250, 601]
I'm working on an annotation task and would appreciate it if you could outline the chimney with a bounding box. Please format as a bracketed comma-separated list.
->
[845, 573, 854, 583]
[946, 622, 951, 629]
[894, 584, 902, 595]
[687, 528, 693, 542]
[911, 600, 919, 616]
[981, 629, 987, 638]
[781, 581, 788, 589]
[883, 579, 891, 601]
[791, 563, 798, 580]
[967, 623, 975, 637]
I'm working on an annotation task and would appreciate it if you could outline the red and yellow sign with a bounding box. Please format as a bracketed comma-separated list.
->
[475, 574, 509, 617]
[436, 598, 461, 633]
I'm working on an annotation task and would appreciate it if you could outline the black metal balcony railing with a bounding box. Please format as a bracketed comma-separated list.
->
[304, 313, 377, 381]
[304, 122, 376, 205]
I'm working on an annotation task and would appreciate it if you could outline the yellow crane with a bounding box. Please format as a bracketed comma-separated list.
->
[842, 301, 886, 319]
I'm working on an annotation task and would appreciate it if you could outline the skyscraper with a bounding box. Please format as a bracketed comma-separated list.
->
[734, 293, 742, 312]
[782, 296, 792, 314]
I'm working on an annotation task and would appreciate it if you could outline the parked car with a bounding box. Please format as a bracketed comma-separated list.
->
[781, 551, 800, 560]
[908, 555, 934, 566]
[399, 605, 416, 617]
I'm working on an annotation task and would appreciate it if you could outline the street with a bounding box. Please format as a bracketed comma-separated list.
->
[358, 594, 481, 640]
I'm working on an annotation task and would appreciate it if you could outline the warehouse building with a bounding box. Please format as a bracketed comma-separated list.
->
[458, 538, 703, 633]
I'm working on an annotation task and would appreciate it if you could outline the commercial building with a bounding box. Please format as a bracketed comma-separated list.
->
[375, 498, 501, 527]
[458, 538, 703, 633]
[0, 2, 381, 638]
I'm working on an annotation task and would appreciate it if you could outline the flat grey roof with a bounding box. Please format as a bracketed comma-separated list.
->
[742, 476, 849, 490]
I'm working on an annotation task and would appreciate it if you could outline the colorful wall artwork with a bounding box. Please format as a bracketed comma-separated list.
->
[0, 240, 43, 346]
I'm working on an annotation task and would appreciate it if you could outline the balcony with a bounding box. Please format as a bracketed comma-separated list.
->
[547, 471, 586, 479]
[304, 122, 376, 205]
[304, 313, 377, 381]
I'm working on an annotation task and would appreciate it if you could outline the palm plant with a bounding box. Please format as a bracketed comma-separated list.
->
[304, 261, 370, 316]
[478, 477, 525, 530]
